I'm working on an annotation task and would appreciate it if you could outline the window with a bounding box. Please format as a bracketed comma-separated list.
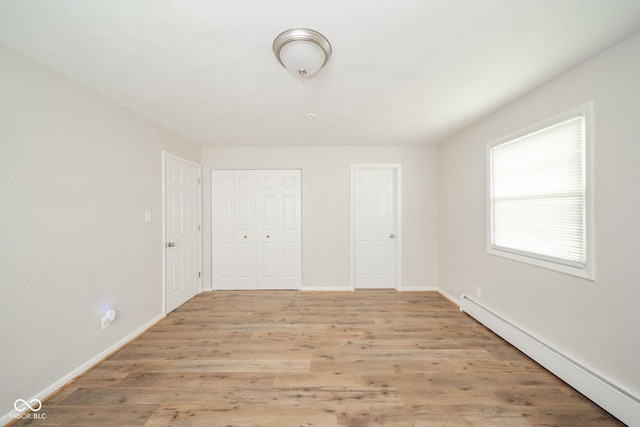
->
[487, 104, 592, 279]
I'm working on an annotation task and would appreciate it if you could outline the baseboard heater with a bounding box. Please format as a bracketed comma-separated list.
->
[459, 294, 640, 426]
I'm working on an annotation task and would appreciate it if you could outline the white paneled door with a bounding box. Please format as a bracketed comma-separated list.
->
[164, 154, 201, 313]
[212, 170, 301, 290]
[257, 170, 302, 289]
[211, 170, 257, 289]
[354, 166, 399, 289]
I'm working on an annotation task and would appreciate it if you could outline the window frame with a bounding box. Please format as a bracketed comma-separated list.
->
[486, 103, 594, 280]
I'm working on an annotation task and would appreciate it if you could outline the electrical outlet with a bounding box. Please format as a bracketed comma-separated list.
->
[101, 316, 111, 330]
[475, 286, 482, 298]
[101, 309, 116, 330]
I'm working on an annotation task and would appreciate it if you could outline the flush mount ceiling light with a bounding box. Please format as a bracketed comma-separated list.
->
[273, 28, 332, 78]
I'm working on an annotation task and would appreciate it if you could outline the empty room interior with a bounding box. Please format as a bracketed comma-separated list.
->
[1, 1, 640, 426]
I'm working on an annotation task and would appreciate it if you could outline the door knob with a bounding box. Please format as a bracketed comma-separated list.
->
[167, 242, 175, 248]
[389, 234, 395, 238]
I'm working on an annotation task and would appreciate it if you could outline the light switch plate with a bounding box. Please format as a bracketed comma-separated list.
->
[144, 210, 152, 223]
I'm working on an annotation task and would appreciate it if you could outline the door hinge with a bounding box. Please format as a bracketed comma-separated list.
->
[198, 272, 201, 278]
[198, 225, 201, 231]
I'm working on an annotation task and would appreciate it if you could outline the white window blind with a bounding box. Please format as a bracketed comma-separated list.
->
[489, 115, 586, 268]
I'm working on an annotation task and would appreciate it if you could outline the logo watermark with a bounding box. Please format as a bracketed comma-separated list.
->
[11, 398, 47, 420]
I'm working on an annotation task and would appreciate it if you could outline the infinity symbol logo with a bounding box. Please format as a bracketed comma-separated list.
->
[14, 398, 42, 412]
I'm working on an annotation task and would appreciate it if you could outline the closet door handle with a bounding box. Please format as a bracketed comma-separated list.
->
[167, 242, 175, 248]
[266, 235, 270, 239]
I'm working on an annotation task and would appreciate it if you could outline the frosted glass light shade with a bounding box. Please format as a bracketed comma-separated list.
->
[273, 29, 331, 78]
[279, 41, 326, 77]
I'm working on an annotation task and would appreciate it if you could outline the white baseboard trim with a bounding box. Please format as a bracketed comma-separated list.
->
[1, 314, 164, 426]
[207, 287, 437, 292]
[301, 286, 353, 291]
[399, 285, 438, 291]
[436, 288, 461, 305]
[207, 287, 355, 292]
[459, 295, 640, 426]
[301, 286, 440, 292]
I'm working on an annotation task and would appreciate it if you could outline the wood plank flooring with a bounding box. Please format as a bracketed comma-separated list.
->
[11, 291, 623, 426]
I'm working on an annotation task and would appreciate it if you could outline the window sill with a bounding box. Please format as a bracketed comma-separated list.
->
[487, 246, 594, 281]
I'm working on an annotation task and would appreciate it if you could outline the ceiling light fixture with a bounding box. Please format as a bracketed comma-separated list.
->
[273, 28, 332, 78]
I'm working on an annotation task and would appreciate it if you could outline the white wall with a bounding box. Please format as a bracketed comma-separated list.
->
[0, 43, 200, 417]
[201, 145, 438, 291]
[438, 32, 640, 398]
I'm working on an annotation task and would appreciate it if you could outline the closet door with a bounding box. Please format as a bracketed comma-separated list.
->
[256, 170, 302, 289]
[212, 170, 256, 289]
[212, 169, 301, 290]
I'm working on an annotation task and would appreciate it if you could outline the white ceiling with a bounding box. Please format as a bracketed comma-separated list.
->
[1, 1, 640, 146]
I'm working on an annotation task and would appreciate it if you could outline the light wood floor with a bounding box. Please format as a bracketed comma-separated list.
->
[12, 291, 622, 426]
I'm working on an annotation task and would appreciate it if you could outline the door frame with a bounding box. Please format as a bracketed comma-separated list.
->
[350, 164, 402, 291]
[162, 151, 202, 314]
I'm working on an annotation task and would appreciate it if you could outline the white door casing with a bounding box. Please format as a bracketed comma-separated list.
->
[164, 153, 202, 313]
[212, 170, 301, 290]
[352, 165, 400, 289]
